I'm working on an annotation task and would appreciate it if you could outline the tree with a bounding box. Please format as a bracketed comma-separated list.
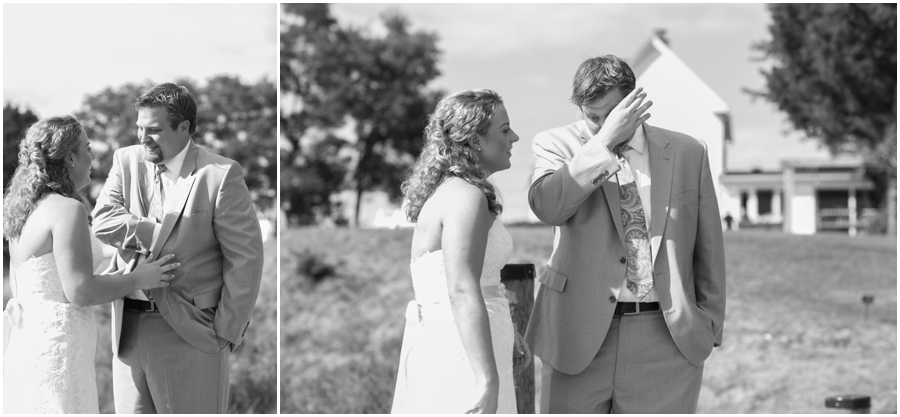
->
[281, 4, 443, 226]
[76, 77, 277, 210]
[3, 103, 39, 190]
[749, 3, 897, 233]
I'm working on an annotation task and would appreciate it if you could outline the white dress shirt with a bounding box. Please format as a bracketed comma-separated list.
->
[613, 125, 659, 303]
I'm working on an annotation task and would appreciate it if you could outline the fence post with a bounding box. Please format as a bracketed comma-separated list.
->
[501, 263, 535, 414]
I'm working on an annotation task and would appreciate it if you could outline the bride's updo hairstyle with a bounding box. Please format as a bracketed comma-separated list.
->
[3, 115, 87, 240]
[402, 89, 504, 223]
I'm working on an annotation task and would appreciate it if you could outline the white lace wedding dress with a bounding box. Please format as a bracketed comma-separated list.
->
[392, 220, 516, 414]
[3, 236, 104, 413]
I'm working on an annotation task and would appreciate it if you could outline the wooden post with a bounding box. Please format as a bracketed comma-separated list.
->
[500, 263, 535, 414]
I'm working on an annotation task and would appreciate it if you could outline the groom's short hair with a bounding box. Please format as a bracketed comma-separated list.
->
[134, 83, 198, 135]
[570, 55, 636, 108]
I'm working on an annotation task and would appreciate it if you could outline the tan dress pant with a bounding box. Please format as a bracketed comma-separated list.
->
[541, 311, 704, 413]
[113, 307, 230, 413]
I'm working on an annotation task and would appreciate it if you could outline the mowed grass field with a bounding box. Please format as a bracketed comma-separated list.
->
[3, 237, 278, 414]
[281, 226, 897, 414]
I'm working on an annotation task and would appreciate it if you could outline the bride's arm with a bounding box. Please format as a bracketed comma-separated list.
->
[441, 182, 499, 413]
[52, 198, 176, 307]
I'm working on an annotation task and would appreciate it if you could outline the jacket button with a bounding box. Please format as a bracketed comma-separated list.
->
[619, 256, 627, 264]
[608, 296, 617, 303]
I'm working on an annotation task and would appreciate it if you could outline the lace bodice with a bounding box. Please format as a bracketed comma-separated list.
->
[12, 235, 105, 300]
[3, 235, 102, 413]
[409, 219, 513, 304]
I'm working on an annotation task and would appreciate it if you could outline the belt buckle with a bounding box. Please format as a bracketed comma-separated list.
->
[147, 300, 156, 312]
[623, 302, 641, 316]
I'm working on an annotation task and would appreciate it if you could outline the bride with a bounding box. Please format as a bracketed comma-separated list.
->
[3, 115, 178, 413]
[391, 89, 531, 414]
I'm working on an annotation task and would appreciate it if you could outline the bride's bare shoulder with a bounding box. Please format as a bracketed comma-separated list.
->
[33, 194, 88, 222]
[429, 177, 489, 221]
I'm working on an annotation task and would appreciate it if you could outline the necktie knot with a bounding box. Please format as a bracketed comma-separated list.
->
[154, 164, 168, 182]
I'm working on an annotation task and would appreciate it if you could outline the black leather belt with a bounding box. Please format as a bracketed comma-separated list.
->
[614, 302, 660, 316]
[124, 298, 158, 312]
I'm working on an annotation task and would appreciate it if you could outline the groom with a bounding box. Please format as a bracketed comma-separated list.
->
[525, 55, 726, 413]
[93, 83, 264, 413]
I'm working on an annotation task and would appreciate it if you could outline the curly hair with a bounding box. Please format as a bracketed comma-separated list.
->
[570, 55, 636, 108]
[3, 115, 88, 240]
[401, 89, 504, 223]
[134, 82, 198, 134]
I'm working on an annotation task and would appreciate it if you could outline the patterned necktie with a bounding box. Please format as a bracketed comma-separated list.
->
[615, 148, 654, 300]
[147, 164, 167, 222]
[143, 164, 167, 302]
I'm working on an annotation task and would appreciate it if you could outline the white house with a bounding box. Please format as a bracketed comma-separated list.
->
[720, 157, 877, 235]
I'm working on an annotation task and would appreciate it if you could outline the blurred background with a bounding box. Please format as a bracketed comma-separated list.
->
[3, 4, 277, 413]
[280, 3, 896, 414]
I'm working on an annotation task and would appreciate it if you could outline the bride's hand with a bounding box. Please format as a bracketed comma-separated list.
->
[513, 331, 533, 375]
[128, 254, 179, 291]
[466, 378, 499, 414]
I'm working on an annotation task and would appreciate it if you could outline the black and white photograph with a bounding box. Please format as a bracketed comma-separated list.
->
[3, 3, 277, 413]
[280, 3, 896, 414]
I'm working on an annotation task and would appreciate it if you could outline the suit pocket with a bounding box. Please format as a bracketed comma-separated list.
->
[538, 267, 568, 292]
[192, 288, 222, 310]
[671, 189, 698, 207]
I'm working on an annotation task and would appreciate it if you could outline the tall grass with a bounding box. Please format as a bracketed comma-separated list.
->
[280, 227, 897, 414]
[3, 238, 277, 414]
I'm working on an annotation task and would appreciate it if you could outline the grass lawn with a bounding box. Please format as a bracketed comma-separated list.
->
[280, 226, 897, 414]
[3, 237, 278, 414]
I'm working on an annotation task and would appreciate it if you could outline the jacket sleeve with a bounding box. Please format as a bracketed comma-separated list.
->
[211, 162, 264, 346]
[528, 130, 620, 225]
[692, 140, 727, 347]
[92, 150, 156, 254]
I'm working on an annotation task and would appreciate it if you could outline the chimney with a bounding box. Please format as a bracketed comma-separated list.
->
[654, 28, 669, 46]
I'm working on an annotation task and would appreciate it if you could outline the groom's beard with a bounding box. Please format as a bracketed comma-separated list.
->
[142, 140, 165, 163]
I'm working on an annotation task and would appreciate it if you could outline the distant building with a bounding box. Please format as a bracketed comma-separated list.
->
[721, 157, 877, 235]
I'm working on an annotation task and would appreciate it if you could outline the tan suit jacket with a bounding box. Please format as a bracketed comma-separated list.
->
[525, 122, 726, 374]
[93, 141, 264, 355]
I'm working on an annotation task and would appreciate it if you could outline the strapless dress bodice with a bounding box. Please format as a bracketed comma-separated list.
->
[409, 219, 513, 305]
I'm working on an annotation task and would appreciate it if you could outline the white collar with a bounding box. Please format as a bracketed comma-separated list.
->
[158, 140, 191, 175]
[624, 125, 648, 155]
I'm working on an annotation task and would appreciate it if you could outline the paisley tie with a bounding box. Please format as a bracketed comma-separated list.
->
[143, 164, 167, 302]
[147, 164, 167, 222]
[615, 149, 654, 300]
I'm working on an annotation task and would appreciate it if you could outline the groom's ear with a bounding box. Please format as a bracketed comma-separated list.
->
[178, 120, 190, 134]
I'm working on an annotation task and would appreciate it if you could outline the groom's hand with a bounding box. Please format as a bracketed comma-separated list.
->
[594, 87, 652, 151]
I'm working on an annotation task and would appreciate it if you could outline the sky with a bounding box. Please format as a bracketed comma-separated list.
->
[330, 3, 835, 222]
[3, 3, 277, 116]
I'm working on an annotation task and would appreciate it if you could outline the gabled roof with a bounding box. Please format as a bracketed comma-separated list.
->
[630, 31, 731, 116]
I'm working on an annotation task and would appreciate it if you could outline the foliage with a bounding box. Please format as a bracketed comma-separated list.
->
[280, 226, 897, 413]
[749, 4, 897, 233]
[3, 103, 40, 191]
[228, 237, 278, 414]
[74, 76, 276, 209]
[280, 3, 443, 226]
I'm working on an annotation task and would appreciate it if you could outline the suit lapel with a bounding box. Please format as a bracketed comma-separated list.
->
[137, 158, 154, 217]
[600, 180, 625, 246]
[145, 143, 199, 262]
[646, 125, 675, 264]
